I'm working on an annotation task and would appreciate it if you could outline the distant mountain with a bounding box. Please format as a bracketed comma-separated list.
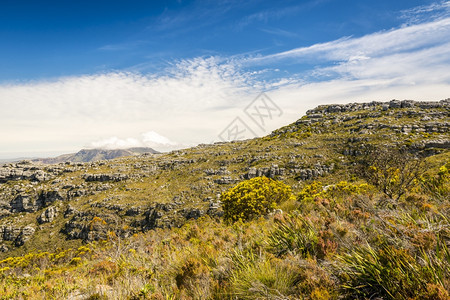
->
[0, 157, 39, 165]
[32, 147, 159, 164]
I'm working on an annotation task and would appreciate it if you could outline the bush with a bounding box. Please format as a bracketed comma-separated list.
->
[420, 162, 450, 200]
[337, 243, 449, 299]
[268, 213, 319, 258]
[357, 147, 424, 200]
[298, 181, 370, 203]
[228, 248, 300, 299]
[221, 177, 294, 223]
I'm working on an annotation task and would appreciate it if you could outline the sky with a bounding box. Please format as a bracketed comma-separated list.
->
[0, 0, 449, 158]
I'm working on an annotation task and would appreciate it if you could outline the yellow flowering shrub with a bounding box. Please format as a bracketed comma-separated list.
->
[298, 181, 369, 203]
[420, 162, 450, 200]
[221, 177, 295, 223]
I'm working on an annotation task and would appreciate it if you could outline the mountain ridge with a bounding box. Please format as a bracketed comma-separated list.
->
[30, 147, 160, 164]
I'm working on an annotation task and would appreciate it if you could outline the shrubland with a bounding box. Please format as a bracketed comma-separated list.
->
[0, 100, 448, 299]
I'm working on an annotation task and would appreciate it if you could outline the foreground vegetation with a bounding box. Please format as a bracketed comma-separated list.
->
[0, 155, 448, 299]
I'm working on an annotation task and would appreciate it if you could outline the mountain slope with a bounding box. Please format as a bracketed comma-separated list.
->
[0, 99, 447, 253]
[0, 99, 448, 299]
[31, 147, 160, 164]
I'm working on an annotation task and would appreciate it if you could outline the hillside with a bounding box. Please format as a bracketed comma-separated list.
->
[31, 147, 160, 164]
[0, 99, 448, 299]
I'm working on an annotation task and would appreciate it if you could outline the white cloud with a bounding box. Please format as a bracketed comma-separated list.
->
[0, 57, 259, 156]
[88, 131, 182, 152]
[400, 0, 450, 25]
[89, 137, 142, 149]
[142, 131, 177, 147]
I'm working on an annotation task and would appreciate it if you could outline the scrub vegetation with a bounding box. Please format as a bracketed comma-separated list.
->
[0, 100, 448, 299]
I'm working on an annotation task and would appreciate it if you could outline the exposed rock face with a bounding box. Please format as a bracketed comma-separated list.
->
[8, 189, 66, 213]
[125, 206, 144, 216]
[10, 193, 41, 213]
[205, 167, 230, 176]
[246, 164, 285, 179]
[0, 166, 50, 183]
[64, 204, 78, 218]
[182, 208, 204, 220]
[214, 176, 238, 185]
[140, 202, 209, 231]
[142, 203, 183, 230]
[207, 198, 223, 217]
[16, 226, 36, 246]
[38, 206, 58, 224]
[306, 99, 449, 115]
[63, 213, 122, 241]
[424, 139, 450, 149]
[290, 163, 335, 181]
[0, 225, 35, 246]
[83, 173, 129, 182]
[39, 190, 66, 206]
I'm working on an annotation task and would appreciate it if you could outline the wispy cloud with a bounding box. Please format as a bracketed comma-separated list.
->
[98, 40, 151, 51]
[149, 1, 236, 34]
[235, 0, 326, 30]
[252, 17, 450, 64]
[259, 27, 299, 38]
[400, 0, 450, 25]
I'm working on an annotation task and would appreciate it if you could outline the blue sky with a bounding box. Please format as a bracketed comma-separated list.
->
[0, 0, 437, 81]
[0, 0, 449, 158]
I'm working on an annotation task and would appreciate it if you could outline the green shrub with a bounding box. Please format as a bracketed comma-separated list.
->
[357, 147, 424, 200]
[228, 249, 300, 299]
[221, 177, 294, 223]
[420, 162, 450, 200]
[175, 257, 211, 298]
[337, 243, 449, 299]
[268, 213, 319, 258]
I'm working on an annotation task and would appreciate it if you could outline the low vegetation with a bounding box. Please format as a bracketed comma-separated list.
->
[0, 154, 447, 299]
[0, 100, 448, 299]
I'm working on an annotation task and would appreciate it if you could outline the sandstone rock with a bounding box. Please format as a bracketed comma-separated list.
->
[183, 208, 204, 220]
[15, 225, 35, 246]
[424, 139, 450, 149]
[207, 200, 223, 217]
[38, 206, 58, 223]
[214, 176, 238, 184]
[125, 206, 144, 216]
[245, 165, 285, 179]
[83, 173, 129, 182]
[64, 204, 78, 217]
[0, 225, 36, 246]
[10, 193, 41, 213]
[39, 189, 66, 206]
